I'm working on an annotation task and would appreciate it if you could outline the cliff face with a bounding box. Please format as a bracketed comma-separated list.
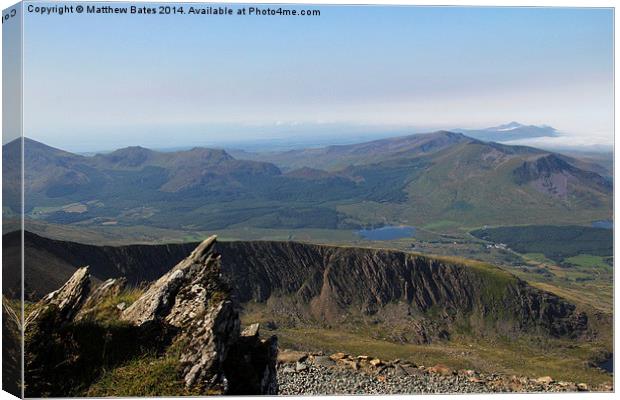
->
[218, 241, 587, 341]
[16, 231, 587, 342]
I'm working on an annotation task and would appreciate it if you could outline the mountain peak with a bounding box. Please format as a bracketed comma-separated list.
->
[97, 146, 157, 167]
[454, 122, 558, 143]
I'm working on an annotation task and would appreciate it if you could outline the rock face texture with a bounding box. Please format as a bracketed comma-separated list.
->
[19, 231, 589, 343]
[224, 323, 279, 395]
[121, 236, 242, 391]
[25, 266, 91, 328]
[24, 237, 277, 397]
[123, 235, 278, 393]
[217, 241, 588, 342]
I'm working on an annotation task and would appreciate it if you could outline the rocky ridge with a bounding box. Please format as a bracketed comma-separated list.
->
[277, 350, 612, 394]
[17, 231, 591, 344]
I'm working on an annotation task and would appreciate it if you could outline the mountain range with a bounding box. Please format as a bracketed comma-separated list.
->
[453, 121, 559, 143]
[2, 131, 612, 234]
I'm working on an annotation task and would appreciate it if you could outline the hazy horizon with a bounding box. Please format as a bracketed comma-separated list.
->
[12, 4, 614, 152]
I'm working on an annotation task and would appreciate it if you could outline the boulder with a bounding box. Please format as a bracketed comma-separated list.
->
[241, 323, 260, 339]
[223, 331, 278, 395]
[341, 359, 359, 370]
[312, 355, 336, 367]
[369, 358, 384, 367]
[330, 352, 347, 361]
[429, 364, 453, 376]
[535, 376, 554, 385]
[295, 361, 308, 372]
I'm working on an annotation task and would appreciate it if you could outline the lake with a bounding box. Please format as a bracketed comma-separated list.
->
[356, 226, 416, 240]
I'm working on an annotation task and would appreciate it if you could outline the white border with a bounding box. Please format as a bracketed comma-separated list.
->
[0, 1, 616, 400]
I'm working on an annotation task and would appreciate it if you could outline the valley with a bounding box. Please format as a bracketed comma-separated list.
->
[3, 130, 611, 237]
[3, 128, 613, 394]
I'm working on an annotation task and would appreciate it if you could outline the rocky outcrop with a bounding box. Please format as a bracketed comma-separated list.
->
[121, 236, 240, 390]
[25, 266, 91, 328]
[224, 324, 279, 394]
[121, 235, 277, 393]
[24, 267, 94, 397]
[24, 237, 277, 397]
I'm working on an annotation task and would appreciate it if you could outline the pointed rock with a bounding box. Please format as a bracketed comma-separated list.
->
[26, 266, 91, 327]
[121, 236, 218, 326]
[119, 236, 269, 393]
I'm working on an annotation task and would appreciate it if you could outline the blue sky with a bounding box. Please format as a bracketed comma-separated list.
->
[18, 4, 614, 151]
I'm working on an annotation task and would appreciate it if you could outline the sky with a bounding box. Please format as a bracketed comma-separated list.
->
[14, 3, 615, 152]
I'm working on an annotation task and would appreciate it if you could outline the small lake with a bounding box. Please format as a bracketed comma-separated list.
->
[356, 226, 416, 241]
[592, 220, 613, 229]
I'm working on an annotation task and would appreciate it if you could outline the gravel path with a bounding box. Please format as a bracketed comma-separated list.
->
[276, 352, 610, 395]
[278, 363, 494, 395]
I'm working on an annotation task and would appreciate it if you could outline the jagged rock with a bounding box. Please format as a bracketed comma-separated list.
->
[461, 369, 476, 376]
[75, 277, 126, 321]
[122, 235, 238, 390]
[121, 236, 218, 326]
[121, 235, 276, 394]
[341, 359, 359, 370]
[26, 266, 90, 327]
[394, 364, 408, 376]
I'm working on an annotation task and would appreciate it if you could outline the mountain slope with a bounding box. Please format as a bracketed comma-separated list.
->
[3, 133, 612, 232]
[234, 131, 471, 171]
[12, 231, 588, 343]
